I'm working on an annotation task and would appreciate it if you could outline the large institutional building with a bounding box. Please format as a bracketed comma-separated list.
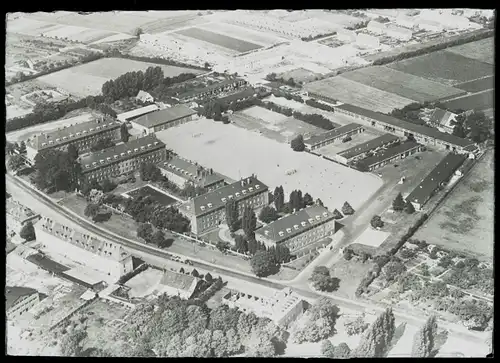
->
[130, 105, 197, 135]
[254, 205, 336, 253]
[79, 135, 167, 183]
[179, 175, 269, 235]
[26, 118, 122, 162]
[34, 217, 134, 281]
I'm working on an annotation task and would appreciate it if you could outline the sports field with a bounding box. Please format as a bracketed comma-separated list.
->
[155, 119, 383, 211]
[414, 150, 494, 261]
[455, 76, 494, 93]
[36, 57, 204, 97]
[176, 27, 262, 53]
[388, 51, 494, 85]
[441, 89, 494, 112]
[339, 66, 466, 103]
[445, 37, 494, 65]
[305, 77, 414, 113]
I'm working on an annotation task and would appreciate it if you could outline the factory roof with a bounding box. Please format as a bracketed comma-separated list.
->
[131, 105, 196, 128]
[117, 104, 159, 122]
[6, 286, 38, 310]
[338, 133, 400, 160]
[355, 141, 422, 169]
[304, 123, 363, 147]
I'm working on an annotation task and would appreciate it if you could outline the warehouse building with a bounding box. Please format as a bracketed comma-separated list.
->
[6, 198, 41, 238]
[254, 205, 336, 252]
[304, 123, 365, 151]
[179, 175, 269, 235]
[26, 118, 121, 162]
[334, 103, 475, 153]
[336, 133, 400, 165]
[117, 104, 159, 123]
[34, 217, 134, 281]
[354, 141, 424, 171]
[159, 155, 226, 191]
[130, 105, 197, 135]
[405, 153, 466, 210]
[79, 135, 166, 183]
[6, 286, 40, 320]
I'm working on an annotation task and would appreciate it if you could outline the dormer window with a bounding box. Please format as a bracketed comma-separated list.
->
[92, 162, 97, 166]
[207, 203, 213, 208]
[200, 206, 206, 211]
[301, 221, 306, 227]
[154, 141, 159, 145]
[76, 132, 81, 136]
[278, 231, 284, 236]
[121, 152, 125, 156]
[242, 190, 247, 195]
[255, 185, 260, 189]
[286, 228, 292, 233]
[294, 225, 299, 230]
[106, 157, 111, 161]
[100, 160, 105, 164]
[147, 144, 152, 148]
[42, 142, 47, 146]
[323, 212, 328, 217]
[114, 155, 119, 159]
[127, 150, 132, 154]
[221, 197, 227, 202]
[85, 165, 90, 169]
[82, 130, 87, 134]
[49, 140, 54, 144]
[235, 192, 241, 197]
[316, 215, 321, 220]
[228, 195, 233, 199]
[249, 187, 254, 192]
[140, 146, 145, 150]
[134, 148, 139, 152]
[308, 218, 314, 223]
[90, 128, 94, 132]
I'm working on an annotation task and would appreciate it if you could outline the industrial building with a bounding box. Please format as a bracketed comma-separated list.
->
[222, 287, 306, 329]
[79, 135, 167, 183]
[304, 123, 365, 151]
[179, 175, 269, 235]
[6, 199, 41, 238]
[25, 118, 121, 162]
[130, 105, 197, 135]
[354, 141, 424, 171]
[159, 155, 226, 191]
[34, 217, 134, 281]
[254, 205, 336, 253]
[6, 286, 40, 320]
[405, 153, 466, 210]
[157, 270, 202, 300]
[117, 104, 160, 123]
[336, 134, 400, 165]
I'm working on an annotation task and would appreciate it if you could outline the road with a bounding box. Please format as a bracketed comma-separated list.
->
[6, 173, 489, 344]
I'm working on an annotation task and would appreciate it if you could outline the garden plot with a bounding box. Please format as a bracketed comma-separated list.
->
[242, 106, 289, 125]
[140, 14, 209, 34]
[6, 17, 54, 35]
[156, 119, 382, 212]
[176, 27, 263, 53]
[445, 37, 494, 64]
[197, 22, 282, 46]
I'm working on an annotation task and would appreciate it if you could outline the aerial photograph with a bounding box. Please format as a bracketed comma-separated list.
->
[5, 9, 494, 357]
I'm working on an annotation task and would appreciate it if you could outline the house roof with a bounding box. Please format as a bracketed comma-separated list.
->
[355, 141, 421, 169]
[406, 153, 466, 205]
[255, 205, 335, 244]
[6, 286, 38, 310]
[338, 133, 400, 160]
[117, 104, 159, 121]
[160, 156, 225, 188]
[159, 270, 199, 292]
[429, 108, 456, 126]
[136, 90, 154, 101]
[304, 123, 363, 147]
[131, 105, 196, 128]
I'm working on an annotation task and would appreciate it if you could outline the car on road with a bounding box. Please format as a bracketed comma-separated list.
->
[415, 156, 422, 160]
[183, 259, 193, 265]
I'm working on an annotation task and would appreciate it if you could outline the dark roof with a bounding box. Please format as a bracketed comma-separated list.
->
[255, 205, 335, 244]
[6, 286, 38, 310]
[304, 123, 364, 147]
[79, 135, 164, 172]
[160, 156, 225, 188]
[355, 141, 422, 169]
[429, 108, 455, 125]
[117, 105, 159, 121]
[178, 78, 247, 99]
[406, 153, 466, 205]
[159, 270, 198, 292]
[338, 133, 399, 160]
[336, 103, 474, 148]
[131, 105, 196, 128]
[217, 88, 256, 103]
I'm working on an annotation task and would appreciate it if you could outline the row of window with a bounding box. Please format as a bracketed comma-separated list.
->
[85, 152, 164, 181]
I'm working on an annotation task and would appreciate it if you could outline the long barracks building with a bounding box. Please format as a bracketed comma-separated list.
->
[304, 123, 365, 151]
[79, 134, 166, 183]
[336, 133, 400, 165]
[130, 105, 197, 135]
[354, 141, 424, 171]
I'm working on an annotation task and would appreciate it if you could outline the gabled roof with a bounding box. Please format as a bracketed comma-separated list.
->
[6, 286, 38, 310]
[159, 270, 199, 292]
[338, 133, 399, 160]
[131, 105, 196, 128]
[117, 104, 159, 121]
[355, 141, 421, 169]
[429, 108, 456, 126]
[136, 90, 154, 101]
[304, 123, 363, 147]
[161, 156, 225, 188]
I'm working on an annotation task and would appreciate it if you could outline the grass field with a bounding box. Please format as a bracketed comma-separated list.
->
[445, 37, 494, 64]
[339, 66, 466, 103]
[176, 27, 262, 53]
[414, 150, 494, 261]
[328, 258, 373, 299]
[441, 89, 494, 112]
[305, 77, 415, 113]
[156, 119, 383, 212]
[454, 76, 494, 93]
[197, 22, 281, 46]
[36, 57, 204, 97]
[387, 51, 494, 85]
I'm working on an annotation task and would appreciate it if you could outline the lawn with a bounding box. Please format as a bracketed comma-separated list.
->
[125, 185, 178, 206]
[441, 89, 494, 112]
[328, 258, 373, 299]
[454, 76, 494, 93]
[445, 37, 494, 65]
[155, 119, 383, 212]
[176, 27, 263, 53]
[305, 76, 415, 113]
[339, 66, 466, 103]
[387, 51, 494, 85]
[414, 150, 494, 261]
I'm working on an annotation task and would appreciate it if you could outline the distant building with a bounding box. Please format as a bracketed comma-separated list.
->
[157, 270, 202, 300]
[6, 286, 40, 320]
[179, 175, 269, 235]
[367, 20, 387, 34]
[117, 104, 160, 123]
[385, 24, 413, 41]
[356, 33, 380, 48]
[304, 123, 365, 151]
[34, 217, 134, 281]
[336, 134, 400, 165]
[254, 205, 336, 253]
[429, 108, 457, 134]
[178, 78, 249, 102]
[217, 87, 256, 104]
[354, 141, 424, 171]
[25, 118, 122, 162]
[222, 287, 305, 329]
[6, 199, 41, 238]
[79, 135, 166, 183]
[135, 90, 154, 103]
[130, 105, 197, 135]
[336, 28, 356, 43]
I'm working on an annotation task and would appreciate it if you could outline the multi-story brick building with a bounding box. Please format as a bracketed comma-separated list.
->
[336, 133, 400, 165]
[254, 205, 336, 253]
[79, 135, 166, 183]
[6, 286, 40, 320]
[130, 105, 197, 135]
[26, 118, 122, 162]
[354, 141, 424, 171]
[179, 175, 269, 235]
[304, 123, 365, 151]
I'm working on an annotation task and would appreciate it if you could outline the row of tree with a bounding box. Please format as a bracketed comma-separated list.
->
[305, 98, 336, 112]
[32, 146, 81, 193]
[452, 110, 492, 143]
[265, 72, 301, 87]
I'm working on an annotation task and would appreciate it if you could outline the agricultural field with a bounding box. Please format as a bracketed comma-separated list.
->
[176, 27, 263, 53]
[414, 150, 494, 261]
[196, 22, 283, 47]
[155, 119, 383, 212]
[387, 51, 494, 85]
[315, 129, 385, 158]
[445, 37, 494, 64]
[305, 77, 415, 113]
[339, 66, 466, 103]
[141, 14, 210, 34]
[441, 89, 494, 112]
[36, 57, 204, 97]
[455, 76, 494, 93]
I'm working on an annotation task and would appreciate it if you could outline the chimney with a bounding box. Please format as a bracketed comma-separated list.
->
[241, 180, 245, 187]
[247, 177, 250, 184]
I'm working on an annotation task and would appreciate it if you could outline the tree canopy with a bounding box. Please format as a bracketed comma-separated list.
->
[309, 266, 340, 292]
[250, 250, 279, 277]
[290, 134, 305, 152]
[412, 316, 438, 357]
[20, 221, 36, 241]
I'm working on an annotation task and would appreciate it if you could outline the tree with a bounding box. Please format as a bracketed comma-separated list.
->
[404, 200, 415, 214]
[133, 27, 143, 37]
[392, 193, 405, 211]
[20, 221, 36, 241]
[216, 240, 230, 252]
[332, 209, 343, 219]
[321, 340, 335, 357]
[8, 154, 25, 172]
[234, 234, 248, 254]
[242, 206, 257, 238]
[342, 201, 355, 215]
[67, 144, 79, 161]
[120, 123, 130, 143]
[139, 162, 163, 182]
[250, 250, 279, 277]
[370, 215, 384, 229]
[87, 189, 104, 205]
[273, 186, 285, 213]
[247, 237, 258, 255]
[274, 244, 291, 263]
[204, 62, 211, 69]
[309, 266, 340, 292]
[351, 308, 395, 357]
[33, 149, 81, 192]
[290, 134, 305, 152]
[191, 269, 200, 278]
[137, 223, 154, 241]
[90, 138, 115, 152]
[204, 272, 213, 283]
[60, 329, 87, 357]
[84, 203, 100, 219]
[438, 254, 453, 268]
[246, 328, 276, 357]
[345, 316, 369, 336]
[225, 200, 239, 232]
[100, 179, 117, 193]
[412, 316, 438, 357]
[19, 141, 26, 154]
[303, 193, 314, 207]
[151, 230, 166, 246]
[382, 260, 407, 282]
[291, 298, 340, 344]
[258, 206, 279, 224]
[316, 198, 324, 207]
[333, 343, 351, 358]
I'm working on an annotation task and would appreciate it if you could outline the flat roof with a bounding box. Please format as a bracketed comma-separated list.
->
[406, 153, 466, 205]
[304, 123, 363, 147]
[338, 133, 399, 160]
[6, 199, 38, 222]
[64, 267, 105, 286]
[117, 104, 159, 121]
[336, 103, 474, 148]
[355, 141, 421, 168]
[131, 105, 196, 128]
